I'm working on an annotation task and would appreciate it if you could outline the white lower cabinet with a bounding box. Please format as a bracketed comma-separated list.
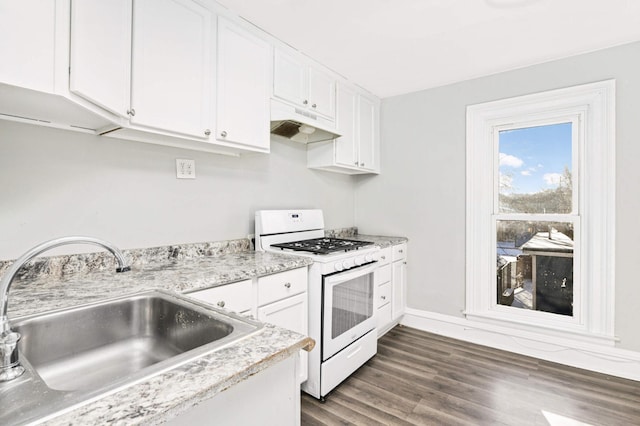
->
[258, 293, 308, 384]
[185, 266, 309, 385]
[257, 268, 309, 385]
[166, 354, 299, 426]
[186, 278, 252, 315]
[376, 243, 407, 337]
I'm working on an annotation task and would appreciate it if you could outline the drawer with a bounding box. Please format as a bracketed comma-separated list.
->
[258, 267, 308, 306]
[377, 247, 392, 266]
[377, 301, 392, 333]
[375, 264, 391, 286]
[392, 243, 407, 262]
[377, 281, 391, 308]
[187, 279, 253, 313]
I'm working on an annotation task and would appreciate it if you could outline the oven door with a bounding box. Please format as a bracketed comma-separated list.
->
[322, 262, 378, 361]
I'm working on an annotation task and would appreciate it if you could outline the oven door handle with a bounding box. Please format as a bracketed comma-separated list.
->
[324, 261, 378, 286]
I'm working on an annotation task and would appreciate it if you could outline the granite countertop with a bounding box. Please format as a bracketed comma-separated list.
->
[2, 245, 313, 425]
[8, 250, 312, 319]
[352, 234, 408, 248]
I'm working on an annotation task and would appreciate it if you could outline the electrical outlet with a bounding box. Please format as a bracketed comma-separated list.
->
[176, 159, 196, 179]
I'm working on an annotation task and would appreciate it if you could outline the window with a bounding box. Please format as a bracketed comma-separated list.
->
[466, 81, 615, 344]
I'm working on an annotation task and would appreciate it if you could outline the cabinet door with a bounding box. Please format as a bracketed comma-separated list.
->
[216, 18, 270, 151]
[0, 1, 57, 92]
[334, 84, 358, 167]
[130, 0, 212, 138]
[70, 0, 131, 117]
[308, 67, 336, 119]
[273, 49, 306, 107]
[258, 293, 308, 384]
[392, 260, 407, 321]
[358, 94, 377, 170]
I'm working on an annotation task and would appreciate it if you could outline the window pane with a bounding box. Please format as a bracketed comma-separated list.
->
[498, 123, 572, 214]
[497, 220, 574, 316]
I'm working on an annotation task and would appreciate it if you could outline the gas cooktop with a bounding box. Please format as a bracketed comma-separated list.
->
[271, 237, 374, 255]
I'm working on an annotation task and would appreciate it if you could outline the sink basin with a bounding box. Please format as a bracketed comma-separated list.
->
[1, 290, 262, 424]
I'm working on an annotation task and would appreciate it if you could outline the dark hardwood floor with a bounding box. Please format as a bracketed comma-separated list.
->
[301, 325, 640, 425]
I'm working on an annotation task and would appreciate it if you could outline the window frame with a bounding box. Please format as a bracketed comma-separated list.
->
[465, 80, 615, 344]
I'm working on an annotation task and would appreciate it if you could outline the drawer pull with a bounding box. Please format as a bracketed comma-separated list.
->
[217, 301, 225, 308]
[398, 249, 404, 253]
[381, 295, 386, 300]
[381, 256, 386, 260]
[284, 282, 291, 289]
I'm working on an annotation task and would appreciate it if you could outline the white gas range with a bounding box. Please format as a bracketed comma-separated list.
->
[255, 209, 380, 400]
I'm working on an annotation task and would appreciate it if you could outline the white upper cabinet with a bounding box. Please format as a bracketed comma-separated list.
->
[0, 1, 57, 93]
[0, 0, 120, 131]
[273, 49, 336, 120]
[130, 0, 212, 139]
[215, 17, 271, 152]
[70, 0, 131, 118]
[307, 83, 380, 174]
[334, 84, 358, 167]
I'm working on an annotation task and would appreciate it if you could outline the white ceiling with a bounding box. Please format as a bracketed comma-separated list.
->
[216, 0, 640, 98]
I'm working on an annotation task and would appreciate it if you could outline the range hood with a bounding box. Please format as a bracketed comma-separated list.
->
[270, 99, 341, 143]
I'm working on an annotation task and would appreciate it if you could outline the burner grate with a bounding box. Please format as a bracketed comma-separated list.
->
[271, 238, 373, 255]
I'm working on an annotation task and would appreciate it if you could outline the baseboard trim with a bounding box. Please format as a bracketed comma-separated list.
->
[400, 308, 640, 382]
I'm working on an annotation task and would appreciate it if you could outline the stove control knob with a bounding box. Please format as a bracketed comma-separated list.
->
[334, 262, 344, 272]
[365, 254, 373, 263]
[355, 256, 364, 266]
[342, 260, 353, 269]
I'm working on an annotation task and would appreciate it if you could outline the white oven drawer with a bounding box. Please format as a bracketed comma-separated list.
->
[392, 243, 407, 262]
[257, 267, 308, 306]
[375, 264, 391, 286]
[187, 279, 252, 314]
[378, 247, 392, 266]
[320, 329, 377, 397]
[377, 282, 391, 308]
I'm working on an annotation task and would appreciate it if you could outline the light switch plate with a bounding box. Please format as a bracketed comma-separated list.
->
[176, 159, 196, 179]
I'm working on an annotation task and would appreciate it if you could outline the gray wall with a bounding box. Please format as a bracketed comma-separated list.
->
[0, 120, 355, 259]
[355, 41, 640, 352]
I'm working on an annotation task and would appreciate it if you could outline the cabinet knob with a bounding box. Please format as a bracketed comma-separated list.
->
[360, 162, 365, 167]
[220, 130, 227, 137]
[217, 300, 226, 308]
[303, 100, 308, 105]
[381, 295, 386, 300]
[403, 261, 407, 265]
[126, 108, 136, 117]
[284, 282, 291, 289]
[381, 256, 386, 260]
[354, 161, 358, 165]
[399, 249, 404, 253]
[312, 103, 317, 108]
[204, 129, 211, 136]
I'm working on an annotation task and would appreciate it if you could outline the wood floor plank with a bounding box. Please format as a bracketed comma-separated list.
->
[301, 325, 640, 425]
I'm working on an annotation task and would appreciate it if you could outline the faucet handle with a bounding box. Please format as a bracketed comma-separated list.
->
[0, 330, 25, 381]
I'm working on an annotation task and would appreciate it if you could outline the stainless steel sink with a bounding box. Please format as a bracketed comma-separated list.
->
[0, 290, 262, 425]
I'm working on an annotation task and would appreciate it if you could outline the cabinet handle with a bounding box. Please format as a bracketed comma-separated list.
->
[399, 249, 404, 253]
[381, 295, 386, 300]
[312, 103, 317, 108]
[204, 129, 211, 136]
[217, 300, 225, 308]
[284, 282, 291, 289]
[381, 256, 386, 260]
[303, 100, 308, 105]
[220, 130, 227, 137]
[126, 108, 136, 117]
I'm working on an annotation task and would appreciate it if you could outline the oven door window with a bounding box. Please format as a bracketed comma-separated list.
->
[331, 275, 373, 338]
[322, 263, 377, 361]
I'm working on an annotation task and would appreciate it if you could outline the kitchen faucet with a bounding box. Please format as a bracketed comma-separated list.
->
[0, 236, 131, 382]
